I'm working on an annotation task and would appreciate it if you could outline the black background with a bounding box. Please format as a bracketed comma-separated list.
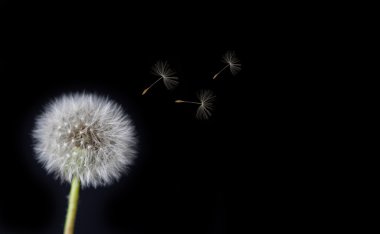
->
[0, 1, 322, 234]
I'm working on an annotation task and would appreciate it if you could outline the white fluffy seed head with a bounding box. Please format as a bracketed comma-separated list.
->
[33, 93, 137, 188]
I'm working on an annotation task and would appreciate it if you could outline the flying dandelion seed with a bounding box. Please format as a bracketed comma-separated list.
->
[212, 51, 242, 80]
[142, 61, 179, 95]
[175, 90, 216, 120]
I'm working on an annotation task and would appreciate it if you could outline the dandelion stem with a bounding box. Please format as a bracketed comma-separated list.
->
[64, 177, 80, 234]
[213, 64, 229, 79]
[175, 100, 201, 105]
[142, 77, 163, 95]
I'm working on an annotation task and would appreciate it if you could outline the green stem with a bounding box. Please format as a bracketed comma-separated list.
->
[64, 177, 80, 234]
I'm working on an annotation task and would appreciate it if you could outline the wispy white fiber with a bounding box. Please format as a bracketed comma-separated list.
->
[213, 51, 242, 79]
[223, 51, 242, 76]
[152, 61, 179, 90]
[142, 61, 179, 95]
[175, 90, 216, 120]
[195, 90, 216, 120]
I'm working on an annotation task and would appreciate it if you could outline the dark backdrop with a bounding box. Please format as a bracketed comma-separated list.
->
[0, 1, 316, 234]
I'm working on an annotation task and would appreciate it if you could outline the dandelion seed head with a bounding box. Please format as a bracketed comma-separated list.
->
[223, 51, 242, 76]
[196, 90, 216, 120]
[33, 93, 137, 188]
[152, 61, 179, 90]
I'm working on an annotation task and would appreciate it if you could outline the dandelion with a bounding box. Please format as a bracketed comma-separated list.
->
[142, 61, 179, 95]
[33, 93, 137, 234]
[212, 51, 242, 79]
[175, 90, 216, 120]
